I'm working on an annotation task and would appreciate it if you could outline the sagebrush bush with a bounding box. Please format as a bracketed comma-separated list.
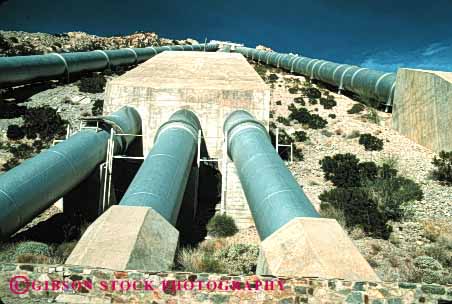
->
[15, 242, 50, 258]
[206, 214, 238, 237]
[293, 130, 308, 142]
[319, 97, 337, 109]
[328, 114, 336, 119]
[432, 151, 452, 185]
[78, 73, 106, 93]
[177, 247, 224, 273]
[23, 106, 67, 141]
[293, 97, 305, 105]
[217, 244, 259, 274]
[288, 107, 327, 129]
[177, 240, 259, 274]
[308, 98, 318, 105]
[276, 116, 290, 126]
[268, 73, 278, 82]
[275, 100, 282, 105]
[359, 133, 384, 151]
[6, 125, 25, 140]
[91, 99, 104, 116]
[302, 87, 321, 99]
[347, 103, 365, 114]
[319, 153, 423, 238]
[319, 153, 363, 187]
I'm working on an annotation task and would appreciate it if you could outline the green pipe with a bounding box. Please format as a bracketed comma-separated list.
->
[224, 110, 319, 240]
[0, 44, 219, 88]
[236, 47, 397, 108]
[120, 109, 200, 226]
[0, 106, 141, 240]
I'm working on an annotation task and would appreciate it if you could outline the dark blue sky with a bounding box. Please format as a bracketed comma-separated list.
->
[1, 0, 451, 71]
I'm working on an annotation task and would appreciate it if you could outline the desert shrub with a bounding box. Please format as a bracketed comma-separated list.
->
[22, 106, 67, 141]
[52, 241, 78, 263]
[319, 153, 423, 238]
[287, 103, 297, 112]
[2, 158, 20, 170]
[0, 103, 26, 119]
[293, 97, 305, 105]
[365, 108, 380, 124]
[293, 130, 308, 142]
[16, 254, 49, 264]
[424, 233, 452, 268]
[320, 188, 390, 238]
[319, 205, 346, 228]
[359, 133, 384, 151]
[321, 130, 333, 137]
[217, 244, 259, 274]
[288, 107, 327, 129]
[308, 98, 318, 105]
[91, 99, 104, 116]
[319, 153, 363, 187]
[411, 256, 446, 284]
[15, 242, 50, 259]
[276, 116, 290, 126]
[302, 87, 321, 99]
[268, 74, 278, 82]
[347, 103, 366, 114]
[328, 114, 336, 119]
[8, 143, 36, 159]
[177, 247, 224, 273]
[293, 147, 304, 161]
[206, 214, 238, 237]
[78, 73, 106, 93]
[288, 87, 299, 94]
[319, 97, 337, 109]
[275, 100, 282, 105]
[432, 151, 452, 185]
[270, 128, 292, 146]
[6, 125, 25, 140]
[346, 130, 361, 139]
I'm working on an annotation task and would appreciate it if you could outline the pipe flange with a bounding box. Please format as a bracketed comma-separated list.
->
[350, 67, 368, 89]
[374, 73, 392, 95]
[317, 61, 329, 81]
[124, 48, 138, 64]
[339, 66, 354, 90]
[94, 50, 111, 70]
[332, 64, 345, 82]
[50, 53, 70, 82]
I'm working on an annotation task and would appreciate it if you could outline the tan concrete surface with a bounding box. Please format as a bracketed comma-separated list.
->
[66, 205, 179, 271]
[104, 51, 270, 229]
[257, 217, 380, 281]
[392, 68, 452, 152]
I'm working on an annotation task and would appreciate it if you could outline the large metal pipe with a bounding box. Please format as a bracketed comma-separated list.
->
[0, 44, 219, 88]
[224, 110, 319, 240]
[0, 106, 141, 240]
[120, 109, 200, 226]
[236, 47, 396, 108]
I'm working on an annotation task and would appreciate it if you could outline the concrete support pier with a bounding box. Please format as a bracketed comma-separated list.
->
[104, 51, 270, 229]
[392, 68, 452, 152]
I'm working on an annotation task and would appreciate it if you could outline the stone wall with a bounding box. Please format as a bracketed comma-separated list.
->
[1, 263, 451, 303]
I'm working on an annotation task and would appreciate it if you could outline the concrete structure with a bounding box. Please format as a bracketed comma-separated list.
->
[104, 51, 271, 229]
[392, 68, 452, 152]
[256, 217, 380, 281]
[66, 205, 178, 271]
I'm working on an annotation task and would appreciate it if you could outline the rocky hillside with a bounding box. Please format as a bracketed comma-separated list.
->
[0, 30, 198, 56]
